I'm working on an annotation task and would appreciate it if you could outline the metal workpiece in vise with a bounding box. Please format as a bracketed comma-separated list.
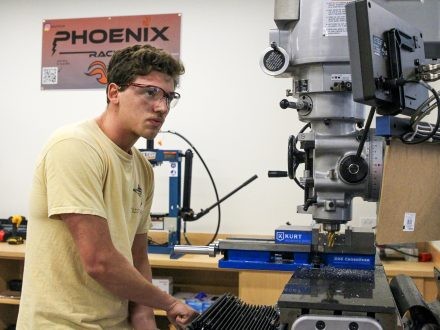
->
[261, 0, 384, 234]
[312, 225, 375, 255]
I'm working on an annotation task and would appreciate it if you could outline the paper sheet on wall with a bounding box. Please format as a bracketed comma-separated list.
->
[376, 139, 440, 244]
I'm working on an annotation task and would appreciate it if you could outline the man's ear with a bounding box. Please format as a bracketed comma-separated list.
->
[107, 83, 120, 104]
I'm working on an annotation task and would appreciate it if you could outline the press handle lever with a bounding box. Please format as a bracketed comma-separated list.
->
[268, 171, 288, 178]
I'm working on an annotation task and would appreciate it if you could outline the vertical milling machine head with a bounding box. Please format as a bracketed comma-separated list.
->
[261, 0, 384, 237]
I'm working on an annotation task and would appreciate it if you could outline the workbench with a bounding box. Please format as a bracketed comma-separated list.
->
[0, 242, 438, 329]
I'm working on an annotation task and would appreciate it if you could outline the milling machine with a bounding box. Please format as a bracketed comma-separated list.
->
[176, 1, 440, 329]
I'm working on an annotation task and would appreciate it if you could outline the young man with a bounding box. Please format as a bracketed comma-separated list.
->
[17, 44, 197, 329]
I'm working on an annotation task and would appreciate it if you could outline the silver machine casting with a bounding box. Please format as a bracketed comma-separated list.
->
[261, 0, 383, 234]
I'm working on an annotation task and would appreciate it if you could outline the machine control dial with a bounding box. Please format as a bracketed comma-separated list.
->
[339, 155, 368, 184]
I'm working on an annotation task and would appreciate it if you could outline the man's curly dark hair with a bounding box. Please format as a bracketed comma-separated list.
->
[106, 44, 185, 103]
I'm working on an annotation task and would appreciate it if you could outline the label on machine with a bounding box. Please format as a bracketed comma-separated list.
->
[275, 227, 312, 245]
[323, 0, 351, 37]
[403, 212, 416, 232]
[325, 254, 375, 270]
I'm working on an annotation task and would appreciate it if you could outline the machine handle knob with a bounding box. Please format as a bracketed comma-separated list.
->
[280, 98, 310, 110]
[268, 171, 288, 178]
[280, 99, 292, 109]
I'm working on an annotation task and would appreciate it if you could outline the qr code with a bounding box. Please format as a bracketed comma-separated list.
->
[42, 67, 58, 85]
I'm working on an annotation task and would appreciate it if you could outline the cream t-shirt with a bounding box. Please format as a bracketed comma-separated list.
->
[17, 120, 153, 329]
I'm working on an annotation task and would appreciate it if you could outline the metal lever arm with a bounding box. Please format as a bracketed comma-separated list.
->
[182, 175, 258, 222]
[173, 242, 219, 257]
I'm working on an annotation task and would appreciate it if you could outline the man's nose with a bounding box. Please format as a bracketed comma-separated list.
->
[153, 98, 169, 113]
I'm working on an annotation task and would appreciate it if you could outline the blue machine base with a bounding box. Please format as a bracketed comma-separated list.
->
[218, 259, 309, 271]
[217, 249, 375, 271]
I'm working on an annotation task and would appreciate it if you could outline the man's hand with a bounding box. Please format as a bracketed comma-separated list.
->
[166, 300, 198, 328]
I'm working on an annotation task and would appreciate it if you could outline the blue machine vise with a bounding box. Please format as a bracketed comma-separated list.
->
[217, 225, 376, 271]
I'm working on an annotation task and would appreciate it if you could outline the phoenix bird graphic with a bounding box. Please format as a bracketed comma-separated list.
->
[85, 61, 108, 84]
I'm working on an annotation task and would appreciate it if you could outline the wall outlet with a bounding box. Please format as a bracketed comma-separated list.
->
[360, 217, 377, 228]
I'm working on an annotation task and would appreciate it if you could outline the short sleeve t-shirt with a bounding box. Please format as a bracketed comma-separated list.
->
[17, 120, 154, 329]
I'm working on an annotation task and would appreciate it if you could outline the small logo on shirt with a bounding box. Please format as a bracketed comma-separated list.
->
[133, 184, 143, 197]
[132, 184, 144, 214]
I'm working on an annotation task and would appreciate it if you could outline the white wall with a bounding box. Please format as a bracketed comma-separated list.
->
[0, 0, 378, 236]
